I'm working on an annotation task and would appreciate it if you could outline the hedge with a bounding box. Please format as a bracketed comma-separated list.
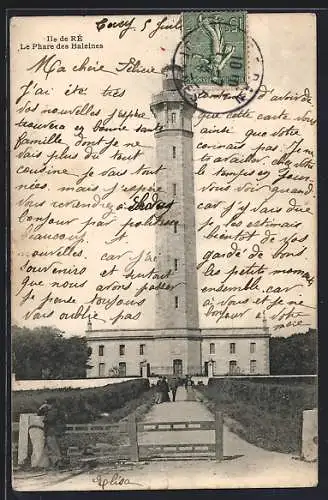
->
[207, 377, 317, 414]
[12, 379, 150, 423]
[199, 377, 317, 453]
[219, 376, 317, 385]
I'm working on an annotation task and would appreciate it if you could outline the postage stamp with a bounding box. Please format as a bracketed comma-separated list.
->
[182, 11, 247, 87]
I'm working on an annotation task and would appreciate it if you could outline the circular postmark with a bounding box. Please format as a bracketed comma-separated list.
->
[172, 19, 264, 115]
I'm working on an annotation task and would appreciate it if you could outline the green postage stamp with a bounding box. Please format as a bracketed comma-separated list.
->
[182, 11, 247, 87]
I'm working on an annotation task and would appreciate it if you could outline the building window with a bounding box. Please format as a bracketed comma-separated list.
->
[174, 258, 178, 271]
[230, 342, 236, 354]
[171, 112, 176, 123]
[250, 360, 257, 374]
[175, 296, 179, 308]
[173, 183, 177, 196]
[119, 344, 125, 356]
[229, 360, 237, 375]
[98, 345, 104, 356]
[139, 344, 145, 355]
[172, 146, 176, 158]
[250, 342, 256, 354]
[174, 222, 178, 233]
[210, 343, 215, 354]
[98, 363, 105, 377]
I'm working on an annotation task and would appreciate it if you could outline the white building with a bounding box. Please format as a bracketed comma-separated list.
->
[86, 65, 270, 378]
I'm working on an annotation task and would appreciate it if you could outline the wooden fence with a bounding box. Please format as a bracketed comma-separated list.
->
[13, 412, 224, 466]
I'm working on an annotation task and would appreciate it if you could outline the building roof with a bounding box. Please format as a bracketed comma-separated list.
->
[86, 327, 270, 340]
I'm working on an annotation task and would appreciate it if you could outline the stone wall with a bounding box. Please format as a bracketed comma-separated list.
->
[12, 377, 138, 391]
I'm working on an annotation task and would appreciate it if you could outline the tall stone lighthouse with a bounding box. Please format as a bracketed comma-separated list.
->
[149, 64, 201, 375]
[150, 65, 199, 331]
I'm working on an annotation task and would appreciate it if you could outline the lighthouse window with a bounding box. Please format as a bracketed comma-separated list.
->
[173, 183, 177, 196]
[230, 342, 236, 354]
[175, 296, 179, 308]
[174, 222, 178, 233]
[210, 343, 215, 354]
[98, 345, 104, 356]
[172, 146, 176, 158]
[171, 112, 176, 123]
[250, 342, 256, 353]
[174, 258, 178, 271]
[119, 344, 125, 356]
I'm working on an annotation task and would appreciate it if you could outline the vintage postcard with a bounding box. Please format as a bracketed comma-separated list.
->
[10, 11, 317, 491]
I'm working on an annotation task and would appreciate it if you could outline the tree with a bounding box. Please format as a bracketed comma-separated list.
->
[269, 329, 317, 375]
[12, 325, 92, 379]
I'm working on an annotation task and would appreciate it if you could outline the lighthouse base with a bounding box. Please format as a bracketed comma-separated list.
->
[86, 327, 270, 378]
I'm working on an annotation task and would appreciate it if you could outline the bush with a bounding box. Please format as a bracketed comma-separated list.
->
[211, 375, 316, 385]
[12, 379, 150, 423]
[200, 377, 317, 453]
[207, 377, 317, 413]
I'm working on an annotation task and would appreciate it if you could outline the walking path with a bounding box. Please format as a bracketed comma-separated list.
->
[138, 386, 214, 448]
[13, 387, 317, 491]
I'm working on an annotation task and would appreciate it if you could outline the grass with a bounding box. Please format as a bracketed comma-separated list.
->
[197, 378, 317, 454]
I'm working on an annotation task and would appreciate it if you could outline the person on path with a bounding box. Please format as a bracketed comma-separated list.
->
[185, 375, 195, 401]
[169, 377, 179, 402]
[159, 376, 170, 403]
[184, 375, 192, 389]
[37, 397, 66, 468]
[155, 378, 162, 403]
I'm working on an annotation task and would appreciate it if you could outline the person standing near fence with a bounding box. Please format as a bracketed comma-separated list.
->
[37, 397, 66, 468]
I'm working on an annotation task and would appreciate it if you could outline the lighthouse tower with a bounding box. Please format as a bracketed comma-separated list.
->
[150, 65, 199, 332]
[85, 66, 270, 378]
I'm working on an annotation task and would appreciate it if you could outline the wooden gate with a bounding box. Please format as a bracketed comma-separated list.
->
[136, 411, 224, 461]
[66, 411, 223, 463]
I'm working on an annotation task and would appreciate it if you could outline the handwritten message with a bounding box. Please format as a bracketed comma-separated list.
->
[194, 85, 316, 332]
[11, 15, 316, 335]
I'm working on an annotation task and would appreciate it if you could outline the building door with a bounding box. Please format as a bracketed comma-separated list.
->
[229, 360, 237, 375]
[173, 359, 183, 375]
[119, 362, 126, 377]
[140, 363, 151, 377]
[204, 362, 208, 376]
[98, 363, 105, 377]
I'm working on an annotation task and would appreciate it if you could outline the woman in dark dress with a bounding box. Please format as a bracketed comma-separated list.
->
[160, 377, 170, 402]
